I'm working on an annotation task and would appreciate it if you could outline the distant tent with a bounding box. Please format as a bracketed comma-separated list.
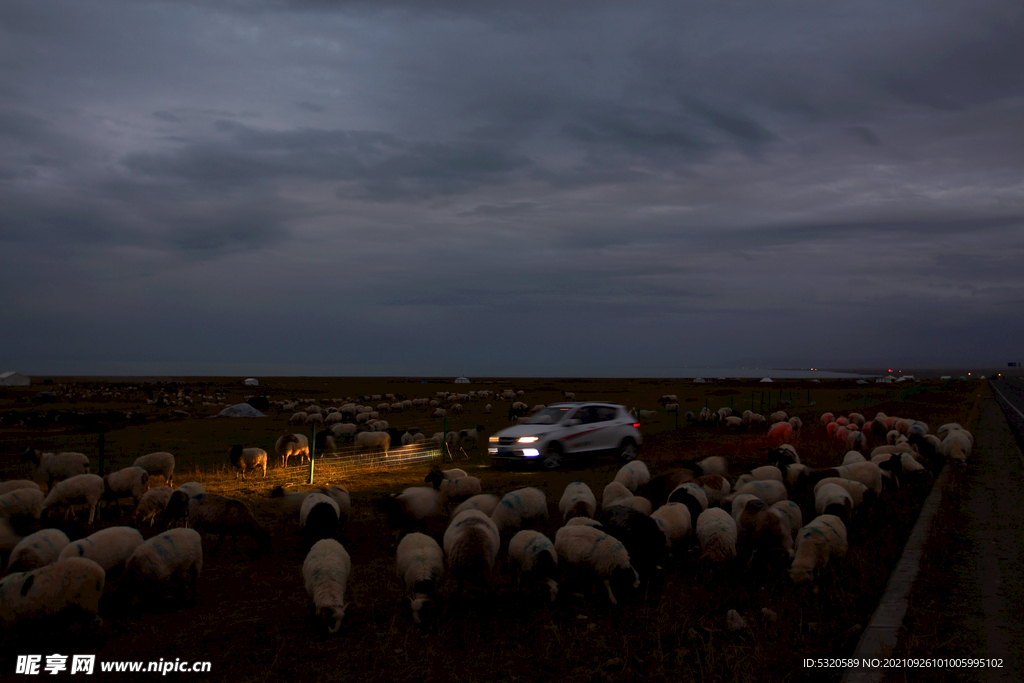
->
[876, 378, 892, 383]
[215, 403, 266, 418]
[759, 377, 773, 383]
[940, 376, 951, 380]
[857, 380, 869, 384]
[692, 378, 707, 384]
[243, 378, 259, 386]
[454, 377, 470, 384]
[0, 371, 30, 386]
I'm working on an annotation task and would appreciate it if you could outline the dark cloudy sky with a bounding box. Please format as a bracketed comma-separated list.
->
[2, 1, 1022, 377]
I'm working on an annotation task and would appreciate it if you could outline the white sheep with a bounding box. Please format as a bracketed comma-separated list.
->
[396, 532, 443, 623]
[814, 483, 854, 525]
[790, 514, 848, 584]
[0, 557, 105, 629]
[650, 503, 692, 552]
[19, 450, 90, 489]
[0, 519, 23, 554]
[380, 488, 441, 541]
[276, 434, 310, 468]
[123, 528, 203, 604]
[559, 482, 597, 521]
[104, 466, 150, 514]
[553, 524, 639, 605]
[727, 480, 788, 506]
[354, 431, 390, 453]
[613, 461, 650, 492]
[303, 538, 351, 634]
[490, 487, 548, 533]
[58, 526, 144, 574]
[0, 488, 45, 521]
[134, 486, 173, 526]
[828, 462, 884, 495]
[696, 508, 737, 563]
[229, 446, 267, 479]
[697, 456, 729, 477]
[451, 494, 501, 519]
[769, 500, 803, 542]
[564, 517, 603, 529]
[696, 474, 731, 507]
[940, 430, 973, 465]
[843, 450, 866, 465]
[6, 528, 70, 574]
[602, 481, 633, 510]
[604, 495, 653, 516]
[508, 530, 558, 602]
[425, 467, 468, 489]
[749, 465, 784, 483]
[42, 474, 105, 524]
[132, 451, 174, 486]
[439, 477, 483, 505]
[0, 480, 40, 496]
[667, 483, 708, 526]
[443, 510, 500, 596]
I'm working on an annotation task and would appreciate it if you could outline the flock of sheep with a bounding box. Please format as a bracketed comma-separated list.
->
[0, 396, 975, 640]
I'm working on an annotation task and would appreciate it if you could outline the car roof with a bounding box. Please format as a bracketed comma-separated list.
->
[544, 401, 624, 408]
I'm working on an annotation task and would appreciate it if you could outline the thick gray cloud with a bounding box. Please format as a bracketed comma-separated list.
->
[1, 0, 1022, 376]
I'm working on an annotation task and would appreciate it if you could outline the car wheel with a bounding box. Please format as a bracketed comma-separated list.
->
[543, 444, 564, 470]
[617, 438, 637, 462]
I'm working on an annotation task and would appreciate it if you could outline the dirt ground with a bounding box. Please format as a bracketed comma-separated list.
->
[0, 376, 984, 682]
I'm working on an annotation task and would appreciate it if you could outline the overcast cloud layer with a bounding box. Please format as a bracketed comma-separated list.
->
[2, 0, 1022, 376]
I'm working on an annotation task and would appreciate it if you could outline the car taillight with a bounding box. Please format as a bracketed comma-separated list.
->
[633, 422, 640, 428]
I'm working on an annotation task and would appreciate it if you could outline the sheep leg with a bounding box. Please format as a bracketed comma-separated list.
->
[603, 579, 618, 605]
[212, 533, 224, 556]
[88, 502, 97, 524]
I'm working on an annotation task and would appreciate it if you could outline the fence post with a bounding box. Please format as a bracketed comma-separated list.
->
[97, 430, 105, 478]
[309, 425, 316, 485]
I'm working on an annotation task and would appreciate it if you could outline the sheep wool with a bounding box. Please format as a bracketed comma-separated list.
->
[0, 488, 45, 521]
[21, 451, 90, 489]
[42, 474, 105, 524]
[696, 508, 737, 563]
[188, 494, 270, 555]
[104, 467, 150, 512]
[553, 524, 639, 605]
[303, 539, 351, 634]
[6, 528, 70, 574]
[813, 478, 872, 507]
[276, 434, 310, 468]
[769, 500, 803, 542]
[395, 533, 443, 623]
[123, 528, 203, 603]
[613, 461, 651, 493]
[790, 514, 848, 584]
[452, 494, 501, 519]
[729, 480, 788, 506]
[508, 530, 558, 602]
[164, 482, 205, 528]
[439, 476, 483, 505]
[0, 557, 105, 629]
[559, 482, 597, 522]
[651, 503, 692, 550]
[229, 446, 267, 480]
[0, 480, 41, 496]
[814, 484, 854, 525]
[132, 452, 174, 486]
[604, 495, 653, 516]
[424, 468, 468, 489]
[697, 456, 729, 478]
[443, 510, 500, 595]
[134, 486, 173, 526]
[490, 487, 548, 533]
[58, 526, 144, 574]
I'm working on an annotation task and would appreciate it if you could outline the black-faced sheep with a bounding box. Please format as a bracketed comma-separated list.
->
[599, 504, 664, 577]
[508, 530, 558, 602]
[424, 467, 467, 489]
[187, 494, 270, 556]
[300, 493, 340, 552]
[229, 446, 267, 480]
[163, 482, 204, 528]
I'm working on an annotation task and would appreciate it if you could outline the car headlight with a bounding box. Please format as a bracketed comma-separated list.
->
[517, 436, 538, 444]
[488, 436, 499, 443]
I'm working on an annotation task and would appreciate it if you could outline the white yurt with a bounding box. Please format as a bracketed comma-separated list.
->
[759, 377, 774, 383]
[454, 377, 470, 384]
[0, 371, 30, 386]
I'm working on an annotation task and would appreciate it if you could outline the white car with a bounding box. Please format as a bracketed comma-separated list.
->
[488, 402, 642, 470]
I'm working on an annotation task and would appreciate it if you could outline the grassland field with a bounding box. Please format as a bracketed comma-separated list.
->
[0, 376, 985, 683]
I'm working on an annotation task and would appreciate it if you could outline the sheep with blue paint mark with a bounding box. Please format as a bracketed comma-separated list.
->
[439, 476, 482, 505]
[553, 524, 639, 605]
[6, 528, 70, 574]
[613, 461, 650, 493]
[0, 557, 105, 629]
[790, 514, 847, 584]
[58, 526, 144, 574]
[396, 532, 443, 623]
[0, 488, 44, 522]
[508, 530, 558, 602]
[42, 474, 104, 524]
[559, 482, 596, 521]
[490, 487, 548, 533]
[444, 509, 500, 596]
[696, 508, 737, 563]
[122, 528, 203, 605]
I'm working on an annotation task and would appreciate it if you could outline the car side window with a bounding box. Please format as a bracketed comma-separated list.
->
[573, 407, 594, 425]
[593, 406, 616, 422]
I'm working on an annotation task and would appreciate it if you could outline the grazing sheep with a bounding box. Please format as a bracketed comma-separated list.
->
[319, 487, 351, 529]
[0, 557, 105, 629]
[354, 431, 390, 454]
[640, 466, 702, 507]
[103, 467, 150, 515]
[843, 451, 866, 465]
[134, 487, 173, 527]
[490, 487, 548, 533]
[164, 482, 204, 528]
[613, 461, 651, 492]
[940, 429, 973, 465]
[559, 482, 597, 521]
[651, 503, 692, 552]
[131, 452, 174, 487]
[0, 488, 45, 522]
[696, 474, 731, 507]
[814, 483, 854, 525]
[727, 480, 789, 506]
[276, 434, 310, 469]
[790, 514, 848, 584]
[602, 481, 633, 509]
[187, 494, 270, 555]
[379, 488, 441, 541]
[0, 480, 40, 496]
[300, 493, 341, 551]
[58, 526, 144, 574]
[1, 518, 24, 554]
[229, 446, 267, 480]
[697, 456, 729, 477]
[605, 495, 653, 516]
[123, 528, 203, 605]
[19, 450, 90, 490]
[735, 498, 792, 572]
[813, 478, 873, 508]
[819, 462, 885, 496]
[6, 528, 70, 574]
[767, 421, 796, 448]
[600, 504, 664, 576]
[458, 425, 485, 448]
[749, 465, 784, 483]
[565, 517, 603, 529]
[42, 474, 105, 524]
[729, 494, 759, 523]
[452, 494, 500, 519]
[508, 530, 559, 602]
[439, 477, 483, 505]
[696, 508, 738, 563]
[443, 510, 500, 597]
[667, 483, 708, 529]
[288, 412, 308, 426]
[553, 524, 639, 605]
[872, 451, 926, 473]
[396, 532, 444, 623]
[769, 500, 803, 543]
[331, 423, 358, 441]
[303, 539, 351, 634]
[820, 412, 835, 426]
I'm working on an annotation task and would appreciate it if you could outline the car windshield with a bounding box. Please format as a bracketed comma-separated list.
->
[522, 406, 574, 425]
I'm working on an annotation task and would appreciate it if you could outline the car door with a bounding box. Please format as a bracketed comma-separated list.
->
[590, 405, 619, 450]
[562, 406, 596, 453]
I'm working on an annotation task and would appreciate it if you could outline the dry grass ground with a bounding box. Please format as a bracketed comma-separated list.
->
[0, 376, 982, 682]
